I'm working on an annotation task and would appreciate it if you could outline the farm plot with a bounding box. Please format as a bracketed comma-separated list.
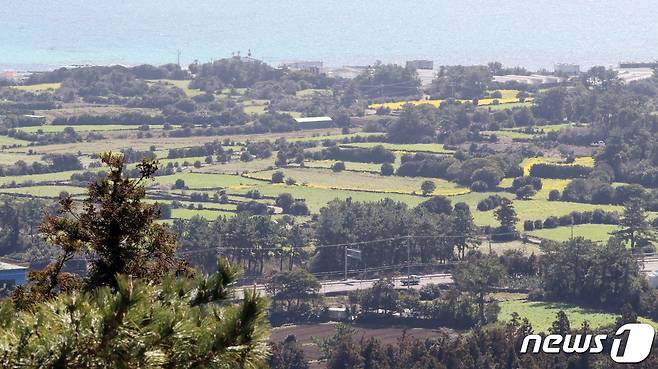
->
[272, 323, 445, 366]
[480, 130, 536, 140]
[288, 132, 384, 143]
[470, 198, 623, 228]
[0, 135, 31, 147]
[499, 178, 570, 199]
[296, 88, 332, 97]
[170, 208, 236, 220]
[12, 83, 61, 92]
[339, 142, 454, 154]
[528, 224, 620, 243]
[483, 101, 534, 111]
[35, 106, 162, 122]
[0, 152, 45, 165]
[17, 124, 165, 134]
[228, 183, 427, 213]
[17, 129, 339, 155]
[155, 172, 262, 190]
[0, 185, 86, 198]
[0, 169, 87, 186]
[196, 157, 275, 174]
[298, 160, 382, 173]
[244, 167, 469, 196]
[497, 296, 658, 332]
[522, 156, 594, 176]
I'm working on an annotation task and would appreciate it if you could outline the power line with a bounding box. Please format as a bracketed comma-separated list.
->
[174, 232, 520, 257]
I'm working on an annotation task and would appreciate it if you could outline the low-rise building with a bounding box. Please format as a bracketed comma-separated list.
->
[280, 61, 324, 74]
[295, 116, 334, 129]
[406, 60, 434, 70]
[493, 74, 564, 87]
[554, 63, 580, 76]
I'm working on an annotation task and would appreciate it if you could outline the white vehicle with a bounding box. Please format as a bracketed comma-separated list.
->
[401, 275, 420, 286]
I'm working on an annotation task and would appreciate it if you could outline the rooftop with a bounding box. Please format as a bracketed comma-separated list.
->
[295, 116, 332, 123]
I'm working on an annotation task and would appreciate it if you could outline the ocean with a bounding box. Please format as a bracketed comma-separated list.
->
[1, 0, 657, 71]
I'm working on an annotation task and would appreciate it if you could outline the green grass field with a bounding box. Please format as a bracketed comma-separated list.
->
[298, 160, 382, 173]
[0, 135, 31, 147]
[155, 173, 262, 189]
[296, 89, 332, 97]
[0, 152, 44, 165]
[498, 297, 658, 332]
[170, 208, 236, 220]
[0, 169, 88, 186]
[499, 178, 571, 199]
[244, 167, 469, 196]
[196, 157, 275, 175]
[144, 199, 238, 211]
[340, 142, 454, 154]
[288, 132, 384, 143]
[0, 185, 86, 198]
[228, 183, 427, 212]
[458, 190, 623, 228]
[529, 224, 619, 243]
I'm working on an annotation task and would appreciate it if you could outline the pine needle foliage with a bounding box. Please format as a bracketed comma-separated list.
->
[1, 152, 270, 367]
[0, 260, 270, 368]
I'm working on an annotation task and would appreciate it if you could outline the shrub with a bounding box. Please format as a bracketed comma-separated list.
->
[523, 220, 535, 231]
[543, 216, 559, 228]
[173, 179, 186, 190]
[477, 195, 506, 211]
[511, 176, 542, 191]
[331, 161, 346, 172]
[246, 189, 262, 199]
[272, 171, 285, 183]
[289, 201, 310, 215]
[515, 185, 536, 200]
[558, 214, 573, 226]
[421, 180, 436, 196]
[380, 162, 394, 176]
[548, 189, 560, 201]
[470, 180, 489, 192]
[285, 177, 297, 185]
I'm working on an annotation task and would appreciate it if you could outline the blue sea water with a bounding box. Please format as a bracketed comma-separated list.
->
[1, 0, 657, 71]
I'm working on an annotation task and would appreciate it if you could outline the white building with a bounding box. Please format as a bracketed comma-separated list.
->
[280, 61, 323, 74]
[614, 67, 654, 83]
[554, 63, 580, 76]
[493, 74, 564, 86]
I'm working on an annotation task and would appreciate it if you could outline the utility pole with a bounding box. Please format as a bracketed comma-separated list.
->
[177, 50, 181, 67]
[344, 246, 348, 281]
[407, 240, 411, 280]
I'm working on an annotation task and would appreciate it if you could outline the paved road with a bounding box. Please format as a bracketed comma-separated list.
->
[238, 257, 658, 298]
[641, 257, 658, 273]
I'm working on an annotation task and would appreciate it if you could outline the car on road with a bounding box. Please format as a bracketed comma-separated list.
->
[401, 275, 420, 286]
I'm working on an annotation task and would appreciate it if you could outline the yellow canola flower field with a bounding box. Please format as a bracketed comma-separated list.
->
[369, 96, 534, 111]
